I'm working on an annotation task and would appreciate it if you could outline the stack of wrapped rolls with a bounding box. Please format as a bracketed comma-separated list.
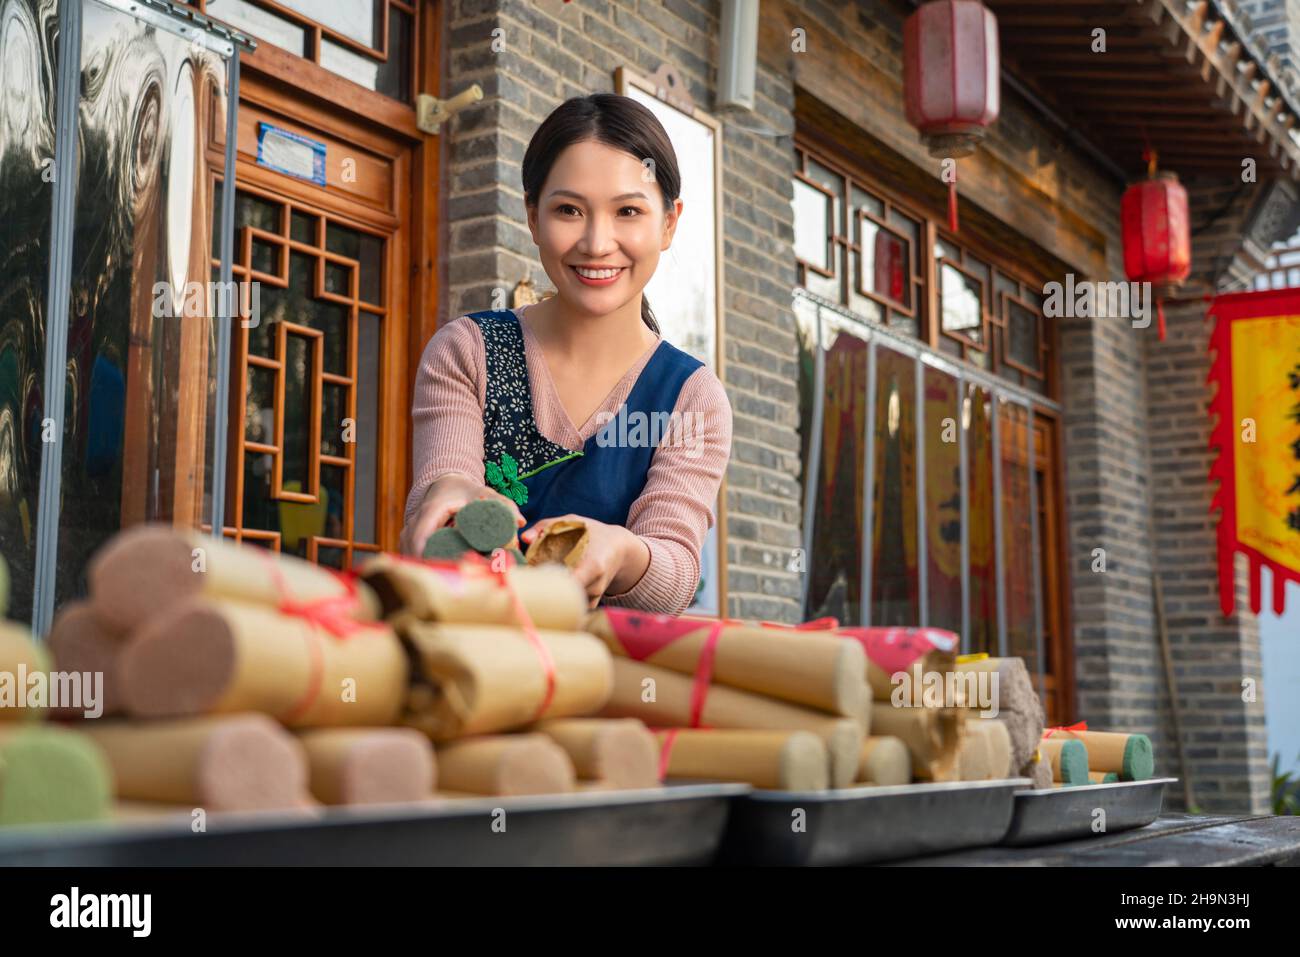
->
[37, 524, 437, 816]
[835, 626, 965, 782]
[582, 608, 870, 790]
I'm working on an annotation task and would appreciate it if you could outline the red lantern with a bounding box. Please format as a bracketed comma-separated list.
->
[904, 1, 1000, 157]
[1121, 167, 1190, 341]
[903, 0, 1000, 232]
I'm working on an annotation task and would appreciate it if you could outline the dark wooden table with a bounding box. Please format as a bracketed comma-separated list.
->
[890, 813, 1300, 866]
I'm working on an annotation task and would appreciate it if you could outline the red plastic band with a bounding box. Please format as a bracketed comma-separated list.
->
[657, 728, 679, 782]
[1042, 721, 1088, 740]
[687, 621, 724, 729]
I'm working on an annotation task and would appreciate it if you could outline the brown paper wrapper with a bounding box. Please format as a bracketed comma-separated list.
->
[600, 657, 863, 787]
[0, 621, 51, 722]
[402, 623, 612, 741]
[533, 717, 659, 788]
[119, 598, 408, 727]
[46, 601, 126, 719]
[87, 524, 381, 634]
[358, 554, 586, 631]
[435, 734, 576, 795]
[869, 702, 965, 781]
[297, 727, 436, 805]
[79, 713, 314, 811]
[957, 716, 1013, 780]
[524, 520, 589, 568]
[857, 736, 912, 786]
[656, 728, 829, 791]
[583, 610, 867, 717]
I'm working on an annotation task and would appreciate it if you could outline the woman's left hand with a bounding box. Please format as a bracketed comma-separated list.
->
[521, 514, 650, 608]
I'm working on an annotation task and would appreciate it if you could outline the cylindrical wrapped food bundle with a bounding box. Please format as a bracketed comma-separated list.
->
[435, 734, 576, 796]
[0, 622, 51, 722]
[583, 609, 867, 718]
[533, 717, 659, 789]
[956, 717, 1013, 780]
[46, 601, 127, 719]
[601, 658, 863, 787]
[297, 728, 436, 806]
[0, 725, 113, 825]
[1045, 729, 1154, 781]
[402, 623, 612, 740]
[836, 626, 959, 702]
[656, 728, 829, 791]
[358, 555, 586, 631]
[119, 599, 408, 727]
[1039, 737, 1090, 785]
[78, 714, 313, 812]
[857, 736, 912, 786]
[869, 702, 965, 781]
[87, 524, 381, 634]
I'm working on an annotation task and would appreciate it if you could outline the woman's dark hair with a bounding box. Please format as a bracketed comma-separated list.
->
[522, 93, 680, 335]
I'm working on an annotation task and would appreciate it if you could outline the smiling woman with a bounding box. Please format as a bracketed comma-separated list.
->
[401, 94, 733, 615]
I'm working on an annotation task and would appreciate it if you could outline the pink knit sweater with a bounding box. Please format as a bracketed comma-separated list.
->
[404, 305, 733, 614]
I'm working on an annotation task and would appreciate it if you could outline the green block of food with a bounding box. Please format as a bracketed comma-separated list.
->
[1121, 733, 1154, 782]
[1058, 738, 1090, 787]
[0, 726, 113, 826]
[422, 527, 473, 561]
[454, 499, 517, 553]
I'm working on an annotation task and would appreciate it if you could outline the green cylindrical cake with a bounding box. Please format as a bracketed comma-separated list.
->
[453, 499, 517, 553]
[422, 527, 474, 561]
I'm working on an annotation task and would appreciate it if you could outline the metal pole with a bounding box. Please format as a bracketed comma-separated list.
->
[861, 339, 877, 626]
[31, 0, 84, 639]
[915, 355, 928, 627]
[800, 302, 826, 616]
[210, 48, 240, 539]
[992, 392, 1007, 658]
[1027, 400, 1046, 694]
[959, 376, 970, 654]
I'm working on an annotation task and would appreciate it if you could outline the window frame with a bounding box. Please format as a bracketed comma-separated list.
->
[792, 136, 1074, 724]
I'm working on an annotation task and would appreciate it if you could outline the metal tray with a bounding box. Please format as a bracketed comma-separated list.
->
[1000, 777, 1175, 847]
[0, 783, 749, 866]
[717, 778, 1030, 866]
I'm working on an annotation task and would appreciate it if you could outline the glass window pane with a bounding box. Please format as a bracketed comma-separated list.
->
[376, 8, 413, 103]
[282, 332, 315, 492]
[354, 311, 380, 544]
[245, 366, 276, 445]
[804, 315, 869, 624]
[887, 209, 921, 259]
[994, 270, 1019, 302]
[1008, 300, 1041, 371]
[870, 347, 919, 625]
[278, 0, 379, 47]
[935, 238, 961, 262]
[55, 6, 227, 610]
[320, 463, 347, 541]
[793, 179, 832, 270]
[859, 219, 911, 309]
[923, 365, 962, 633]
[966, 384, 997, 655]
[851, 185, 884, 219]
[206, 0, 308, 56]
[940, 263, 983, 342]
[965, 255, 991, 289]
[321, 382, 349, 458]
[236, 190, 281, 233]
[290, 209, 317, 244]
[1, 0, 57, 625]
[803, 245, 842, 303]
[258, 253, 348, 374]
[805, 159, 843, 234]
[1000, 402, 1037, 675]
[326, 222, 385, 305]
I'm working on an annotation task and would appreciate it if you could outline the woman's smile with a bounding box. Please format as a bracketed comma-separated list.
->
[570, 264, 627, 285]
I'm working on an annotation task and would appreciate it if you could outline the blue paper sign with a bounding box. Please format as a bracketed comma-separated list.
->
[256, 122, 327, 186]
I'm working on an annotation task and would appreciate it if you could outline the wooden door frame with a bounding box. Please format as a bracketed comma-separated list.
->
[208, 0, 441, 552]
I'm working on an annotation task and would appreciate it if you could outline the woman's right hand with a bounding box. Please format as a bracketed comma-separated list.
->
[399, 473, 526, 557]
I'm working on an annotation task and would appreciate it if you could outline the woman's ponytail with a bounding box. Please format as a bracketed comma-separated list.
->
[640, 295, 661, 335]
